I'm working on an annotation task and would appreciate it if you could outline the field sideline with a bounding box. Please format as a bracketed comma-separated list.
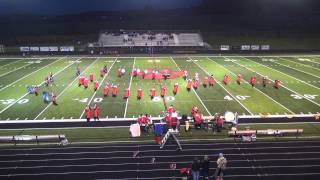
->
[0, 55, 319, 121]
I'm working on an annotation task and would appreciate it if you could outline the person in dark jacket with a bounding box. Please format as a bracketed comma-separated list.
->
[191, 157, 200, 180]
[201, 155, 210, 179]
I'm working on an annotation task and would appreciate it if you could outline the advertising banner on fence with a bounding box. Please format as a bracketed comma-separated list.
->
[241, 45, 250, 50]
[30, 47, 40, 52]
[261, 45, 270, 50]
[220, 45, 230, 51]
[40, 47, 50, 52]
[20, 47, 30, 52]
[251, 45, 260, 50]
[60, 46, 74, 52]
[49, 47, 59, 52]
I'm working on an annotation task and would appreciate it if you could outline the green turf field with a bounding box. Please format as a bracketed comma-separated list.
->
[0, 55, 319, 121]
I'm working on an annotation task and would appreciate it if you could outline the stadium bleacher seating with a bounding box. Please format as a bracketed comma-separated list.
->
[98, 31, 204, 47]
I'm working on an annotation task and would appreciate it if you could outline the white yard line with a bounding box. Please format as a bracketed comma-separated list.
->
[79, 58, 117, 119]
[308, 57, 320, 65]
[0, 58, 63, 92]
[0, 63, 33, 78]
[194, 57, 253, 115]
[34, 59, 99, 120]
[275, 57, 320, 79]
[170, 57, 212, 116]
[287, 57, 320, 70]
[123, 58, 136, 118]
[0, 57, 70, 114]
[234, 57, 320, 108]
[0, 59, 24, 68]
[222, 56, 294, 114]
[252, 56, 320, 90]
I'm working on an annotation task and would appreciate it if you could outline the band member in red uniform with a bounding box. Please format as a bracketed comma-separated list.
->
[83, 78, 88, 89]
[187, 79, 192, 91]
[118, 68, 122, 77]
[194, 113, 203, 129]
[183, 70, 188, 81]
[223, 74, 229, 85]
[193, 78, 199, 89]
[51, 92, 57, 105]
[85, 105, 91, 122]
[93, 104, 100, 121]
[143, 69, 148, 79]
[173, 83, 179, 95]
[124, 88, 130, 99]
[89, 73, 94, 82]
[274, 79, 280, 89]
[203, 76, 209, 87]
[112, 84, 118, 97]
[262, 76, 268, 87]
[149, 88, 156, 99]
[167, 105, 175, 114]
[104, 83, 110, 96]
[191, 106, 198, 116]
[152, 70, 156, 80]
[250, 76, 257, 87]
[137, 88, 142, 100]
[141, 70, 145, 79]
[132, 68, 137, 77]
[160, 85, 166, 97]
[100, 68, 105, 77]
[236, 74, 241, 85]
[93, 80, 99, 91]
[78, 76, 84, 86]
[209, 75, 215, 86]
[194, 72, 199, 80]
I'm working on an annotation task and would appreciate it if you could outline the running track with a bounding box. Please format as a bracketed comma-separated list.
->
[0, 139, 320, 180]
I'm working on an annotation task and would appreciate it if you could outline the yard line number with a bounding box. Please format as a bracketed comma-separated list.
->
[224, 95, 250, 101]
[0, 99, 29, 105]
[290, 94, 318, 100]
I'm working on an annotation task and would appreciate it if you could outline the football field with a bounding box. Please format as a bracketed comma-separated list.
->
[0, 55, 319, 121]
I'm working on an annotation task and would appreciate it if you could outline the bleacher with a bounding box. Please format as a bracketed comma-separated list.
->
[97, 31, 204, 47]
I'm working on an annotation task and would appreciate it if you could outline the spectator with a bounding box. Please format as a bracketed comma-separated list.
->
[215, 153, 227, 180]
[201, 155, 210, 179]
[191, 157, 200, 180]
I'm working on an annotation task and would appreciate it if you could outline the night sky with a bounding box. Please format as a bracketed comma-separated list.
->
[0, 0, 202, 15]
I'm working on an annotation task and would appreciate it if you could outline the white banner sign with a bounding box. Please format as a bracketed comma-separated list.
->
[220, 45, 230, 51]
[241, 45, 250, 50]
[60, 46, 74, 52]
[261, 45, 270, 50]
[49, 47, 59, 52]
[251, 45, 260, 51]
[20, 47, 30, 52]
[40, 47, 50, 52]
[30, 47, 40, 52]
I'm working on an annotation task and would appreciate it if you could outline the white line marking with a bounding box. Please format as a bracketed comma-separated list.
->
[0, 57, 70, 114]
[79, 58, 117, 119]
[276, 57, 320, 79]
[0, 63, 33, 78]
[0, 58, 62, 92]
[123, 57, 136, 118]
[170, 57, 212, 116]
[196, 57, 253, 115]
[34, 59, 99, 120]
[223, 56, 294, 114]
[254, 56, 320, 90]
[0, 59, 24, 68]
[238, 57, 320, 107]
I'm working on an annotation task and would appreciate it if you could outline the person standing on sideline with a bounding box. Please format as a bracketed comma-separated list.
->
[93, 104, 100, 121]
[85, 105, 91, 122]
[201, 155, 210, 179]
[191, 157, 200, 180]
[215, 153, 227, 180]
